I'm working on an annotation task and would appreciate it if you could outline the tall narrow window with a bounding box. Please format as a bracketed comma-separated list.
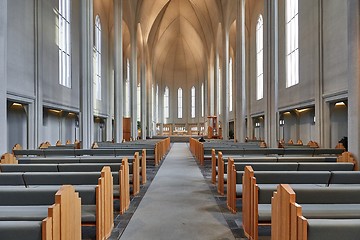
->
[155, 85, 159, 123]
[191, 86, 196, 118]
[218, 68, 221, 115]
[286, 0, 299, 87]
[229, 58, 233, 111]
[178, 88, 183, 119]
[201, 83, 204, 117]
[58, 0, 71, 88]
[94, 15, 101, 100]
[256, 15, 264, 100]
[164, 87, 169, 119]
[137, 84, 141, 121]
[124, 60, 130, 117]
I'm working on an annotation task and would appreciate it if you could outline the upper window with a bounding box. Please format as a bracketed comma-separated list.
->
[191, 86, 196, 118]
[94, 15, 101, 100]
[178, 88, 183, 119]
[229, 58, 233, 111]
[218, 68, 221, 115]
[124, 59, 130, 117]
[137, 84, 141, 121]
[156, 84, 159, 122]
[58, 0, 71, 88]
[201, 83, 204, 117]
[286, 0, 299, 87]
[164, 87, 169, 119]
[256, 15, 264, 100]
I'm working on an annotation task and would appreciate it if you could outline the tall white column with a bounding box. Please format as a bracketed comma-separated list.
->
[314, 0, 325, 146]
[80, 0, 94, 148]
[0, 0, 7, 153]
[221, 30, 230, 140]
[235, 0, 246, 142]
[141, 59, 146, 140]
[130, 27, 137, 139]
[33, 0, 43, 148]
[114, 0, 123, 143]
[348, 0, 360, 162]
[264, 0, 279, 147]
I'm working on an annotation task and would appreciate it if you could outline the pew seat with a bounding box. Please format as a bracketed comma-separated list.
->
[306, 219, 360, 240]
[0, 221, 42, 240]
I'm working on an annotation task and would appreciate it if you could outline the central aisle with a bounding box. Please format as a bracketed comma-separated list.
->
[120, 143, 235, 240]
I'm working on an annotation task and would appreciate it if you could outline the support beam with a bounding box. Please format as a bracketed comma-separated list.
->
[264, 0, 279, 147]
[221, 29, 230, 140]
[235, 0, 246, 142]
[348, 0, 360, 162]
[314, 0, 324, 146]
[0, 0, 7, 153]
[130, 27, 137, 140]
[34, 0, 43, 149]
[141, 58, 146, 140]
[114, 0, 123, 142]
[79, 0, 94, 148]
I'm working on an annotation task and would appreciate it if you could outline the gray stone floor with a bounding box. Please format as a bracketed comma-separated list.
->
[119, 143, 235, 240]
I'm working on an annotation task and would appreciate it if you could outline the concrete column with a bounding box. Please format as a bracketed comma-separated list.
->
[264, 0, 279, 147]
[0, 0, 7, 153]
[141, 59, 146, 140]
[314, 0, 324, 146]
[204, 69, 209, 133]
[130, 28, 137, 139]
[114, 0, 123, 142]
[214, 51, 219, 117]
[33, 0, 43, 148]
[80, 0, 94, 148]
[235, 0, 246, 142]
[348, 0, 360, 161]
[221, 30, 230, 140]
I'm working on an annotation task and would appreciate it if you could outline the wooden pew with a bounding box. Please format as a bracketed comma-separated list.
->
[0, 185, 81, 240]
[272, 184, 360, 240]
[0, 167, 113, 239]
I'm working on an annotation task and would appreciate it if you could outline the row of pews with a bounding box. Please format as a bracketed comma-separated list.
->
[189, 138, 360, 240]
[0, 138, 171, 240]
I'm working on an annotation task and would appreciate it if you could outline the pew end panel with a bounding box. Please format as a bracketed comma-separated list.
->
[337, 152, 358, 171]
[211, 149, 216, 184]
[1, 153, 18, 164]
[242, 166, 254, 238]
[217, 152, 225, 195]
[141, 149, 147, 185]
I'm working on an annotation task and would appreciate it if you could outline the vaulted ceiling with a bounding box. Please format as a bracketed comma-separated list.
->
[102, 0, 240, 89]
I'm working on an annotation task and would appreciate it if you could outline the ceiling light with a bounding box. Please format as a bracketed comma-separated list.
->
[335, 101, 346, 107]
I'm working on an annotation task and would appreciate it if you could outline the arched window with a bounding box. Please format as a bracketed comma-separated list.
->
[94, 15, 101, 100]
[58, 0, 71, 88]
[256, 15, 264, 100]
[137, 83, 141, 121]
[229, 58, 233, 111]
[178, 88, 183, 119]
[164, 87, 169, 119]
[191, 86, 196, 118]
[155, 84, 159, 122]
[218, 68, 221, 115]
[201, 83, 204, 117]
[286, 0, 299, 87]
[124, 59, 130, 117]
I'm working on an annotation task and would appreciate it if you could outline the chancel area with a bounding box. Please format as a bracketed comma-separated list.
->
[0, 0, 360, 239]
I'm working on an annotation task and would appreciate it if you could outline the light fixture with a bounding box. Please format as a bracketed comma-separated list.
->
[335, 101, 346, 107]
[49, 109, 62, 114]
[283, 111, 291, 115]
[295, 108, 310, 113]
[12, 103, 23, 107]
